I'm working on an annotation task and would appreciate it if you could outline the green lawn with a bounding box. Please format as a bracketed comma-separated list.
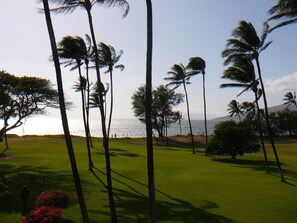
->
[0, 135, 296, 223]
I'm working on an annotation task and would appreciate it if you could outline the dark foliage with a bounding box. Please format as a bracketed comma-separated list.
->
[206, 120, 260, 159]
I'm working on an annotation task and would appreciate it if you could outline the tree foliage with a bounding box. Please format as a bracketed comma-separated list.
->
[268, 0, 297, 31]
[0, 70, 59, 138]
[131, 85, 183, 137]
[206, 120, 260, 159]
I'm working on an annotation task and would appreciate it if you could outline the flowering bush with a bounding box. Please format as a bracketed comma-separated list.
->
[22, 206, 63, 223]
[35, 190, 70, 208]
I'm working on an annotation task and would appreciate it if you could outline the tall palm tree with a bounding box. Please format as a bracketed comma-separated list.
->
[82, 34, 94, 147]
[187, 57, 208, 144]
[58, 35, 93, 170]
[268, 0, 297, 32]
[40, 1, 89, 222]
[220, 57, 269, 173]
[97, 42, 124, 138]
[227, 100, 243, 122]
[145, 0, 156, 222]
[165, 64, 195, 154]
[283, 91, 297, 108]
[222, 20, 284, 181]
[48, 1, 129, 221]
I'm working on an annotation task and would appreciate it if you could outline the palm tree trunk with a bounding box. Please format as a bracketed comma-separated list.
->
[107, 70, 114, 138]
[255, 57, 284, 181]
[85, 63, 93, 147]
[146, 0, 157, 222]
[78, 67, 93, 171]
[202, 73, 208, 145]
[254, 93, 269, 173]
[86, 8, 117, 222]
[42, 1, 89, 222]
[183, 82, 195, 154]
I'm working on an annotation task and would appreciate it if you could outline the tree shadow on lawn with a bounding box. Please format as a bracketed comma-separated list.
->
[211, 158, 297, 184]
[92, 168, 236, 223]
[114, 188, 237, 223]
[0, 164, 75, 213]
[93, 148, 144, 158]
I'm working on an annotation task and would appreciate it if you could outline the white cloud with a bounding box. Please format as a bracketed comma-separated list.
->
[266, 72, 297, 93]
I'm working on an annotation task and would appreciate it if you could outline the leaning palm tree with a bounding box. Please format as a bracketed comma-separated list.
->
[96, 42, 124, 138]
[222, 20, 284, 181]
[58, 35, 93, 170]
[145, 0, 156, 222]
[187, 57, 208, 144]
[268, 0, 297, 32]
[40, 1, 89, 222]
[283, 91, 297, 108]
[48, 1, 129, 221]
[220, 57, 269, 173]
[227, 100, 243, 122]
[165, 64, 195, 154]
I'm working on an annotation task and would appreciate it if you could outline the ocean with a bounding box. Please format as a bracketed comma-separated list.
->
[8, 117, 220, 137]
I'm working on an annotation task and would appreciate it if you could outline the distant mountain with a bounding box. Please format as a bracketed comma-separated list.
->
[211, 103, 297, 122]
[267, 104, 297, 113]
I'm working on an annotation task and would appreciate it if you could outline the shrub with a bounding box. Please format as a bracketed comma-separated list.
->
[35, 190, 70, 208]
[22, 206, 63, 223]
[205, 120, 260, 159]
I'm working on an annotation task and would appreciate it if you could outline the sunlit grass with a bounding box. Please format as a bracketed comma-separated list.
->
[0, 135, 296, 222]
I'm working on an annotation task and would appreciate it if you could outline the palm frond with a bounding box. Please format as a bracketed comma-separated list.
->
[94, 0, 130, 17]
[269, 18, 297, 32]
[259, 40, 272, 53]
[220, 83, 249, 88]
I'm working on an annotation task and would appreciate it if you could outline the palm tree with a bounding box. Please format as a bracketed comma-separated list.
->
[48, 1, 129, 220]
[165, 64, 195, 154]
[41, 1, 89, 222]
[89, 82, 110, 119]
[222, 20, 284, 181]
[82, 34, 94, 147]
[241, 101, 256, 116]
[187, 57, 208, 144]
[268, 0, 297, 32]
[220, 57, 269, 173]
[227, 100, 243, 122]
[97, 42, 124, 138]
[58, 35, 93, 170]
[283, 91, 297, 108]
[145, 0, 156, 222]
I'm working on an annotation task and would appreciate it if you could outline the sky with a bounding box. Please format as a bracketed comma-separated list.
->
[1, 0, 297, 122]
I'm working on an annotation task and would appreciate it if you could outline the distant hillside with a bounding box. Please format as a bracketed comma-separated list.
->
[211, 103, 297, 122]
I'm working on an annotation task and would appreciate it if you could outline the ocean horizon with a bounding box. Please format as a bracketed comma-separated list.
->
[7, 116, 220, 138]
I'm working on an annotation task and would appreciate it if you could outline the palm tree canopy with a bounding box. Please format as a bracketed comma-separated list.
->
[187, 57, 206, 75]
[241, 101, 256, 117]
[227, 99, 243, 117]
[73, 76, 87, 92]
[165, 64, 191, 90]
[96, 42, 124, 73]
[220, 57, 259, 96]
[47, 0, 129, 17]
[222, 20, 272, 65]
[268, 0, 297, 30]
[57, 36, 88, 70]
[283, 91, 297, 107]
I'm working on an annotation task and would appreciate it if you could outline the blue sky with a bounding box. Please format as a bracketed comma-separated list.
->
[1, 0, 297, 121]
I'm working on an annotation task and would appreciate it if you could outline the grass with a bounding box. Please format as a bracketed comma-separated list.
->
[0, 135, 296, 223]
